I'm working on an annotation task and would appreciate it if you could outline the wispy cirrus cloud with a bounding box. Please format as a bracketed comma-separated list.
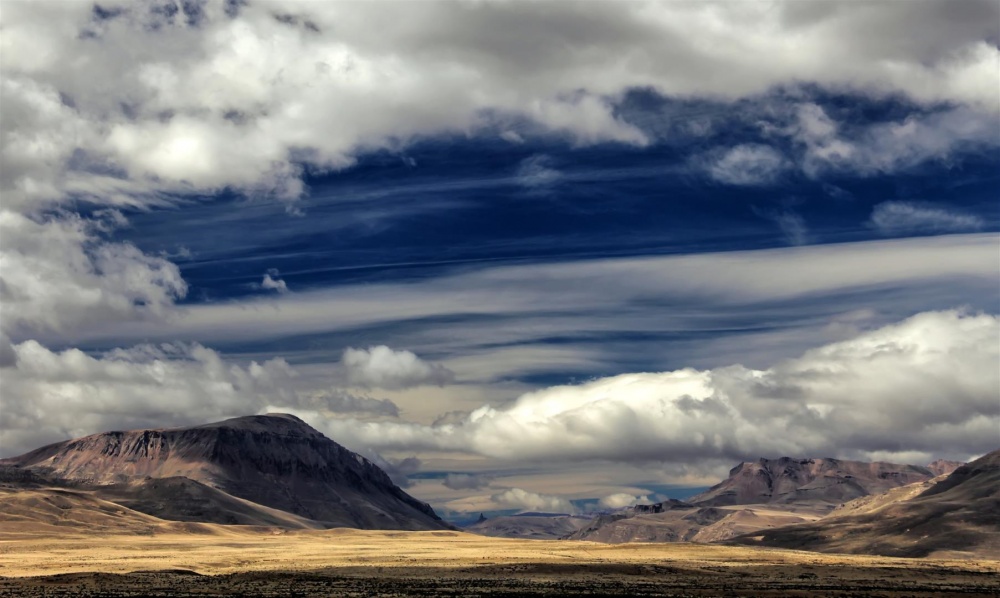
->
[704, 144, 790, 186]
[869, 201, 985, 235]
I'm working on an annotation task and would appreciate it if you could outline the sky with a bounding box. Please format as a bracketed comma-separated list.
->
[0, 0, 998, 521]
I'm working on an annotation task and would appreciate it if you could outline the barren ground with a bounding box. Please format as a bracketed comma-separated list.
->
[1, 528, 998, 597]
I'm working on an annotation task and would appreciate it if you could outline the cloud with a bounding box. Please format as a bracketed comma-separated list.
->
[364, 454, 422, 488]
[297, 390, 400, 418]
[0, 341, 297, 456]
[705, 144, 790, 186]
[0, 333, 16, 368]
[258, 270, 289, 293]
[792, 103, 999, 178]
[491, 487, 574, 514]
[0, 1, 995, 354]
[0, 211, 187, 339]
[515, 154, 561, 189]
[754, 208, 810, 246]
[869, 201, 984, 235]
[75, 234, 998, 351]
[599, 492, 651, 510]
[341, 346, 455, 390]
[443, 473, 494, 491]
[322, 310, 999, 466]
[2, 1, 997, 213]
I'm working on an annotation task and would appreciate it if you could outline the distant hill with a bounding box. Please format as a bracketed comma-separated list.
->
[0, 414, 448, 531]
[733, 449, 1000, 559]
[464, 512, 591, 539]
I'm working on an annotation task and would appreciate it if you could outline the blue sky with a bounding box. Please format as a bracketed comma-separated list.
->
[1, 1, 998, 519]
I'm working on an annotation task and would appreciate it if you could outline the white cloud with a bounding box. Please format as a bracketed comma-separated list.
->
[259, 271, 289, 293]
[0, 341, 297, 456]
[792, 103, 999, 178]
[321, 310, 1000, 466]
[491, 487, 574, 514]
[869, 201, 985, 235]
[70, 234, 998, 349]
[705, 144, 790, 186]
[342, 346, 455, 390]
[599, 492, 652, 510]
[2, 1, 997, 213]
[0, 211, 186, 339]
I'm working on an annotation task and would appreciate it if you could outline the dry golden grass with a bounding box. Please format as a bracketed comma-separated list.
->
[1, 527, 998, 579]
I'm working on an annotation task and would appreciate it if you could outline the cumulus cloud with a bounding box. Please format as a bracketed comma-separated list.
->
[323, 310, 1000, 466]
[491, 487, 574, 514]
[342, 346, 455, 390]
[792, 103, 999, 178]
[258, 271, 289, 294]
[2, 1, 997, 212]
[869, 201, 984, 235]
[443, 473, 494, 491]
[599, 492, 652, 510]
[0, 211, 186, 339]
[0, 341, 297, 456]
[705, 144, 790, 186]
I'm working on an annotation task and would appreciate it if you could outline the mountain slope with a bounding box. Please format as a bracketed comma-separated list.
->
[734, 449, 1000, 558]
[1, 414, 448, 531]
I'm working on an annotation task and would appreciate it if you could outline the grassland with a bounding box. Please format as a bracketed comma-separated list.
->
[1, 527, 998, 597]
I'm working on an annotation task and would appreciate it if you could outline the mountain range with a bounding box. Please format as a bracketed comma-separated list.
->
[472, 452, 1000, 559]
[2, 414, 995, 559]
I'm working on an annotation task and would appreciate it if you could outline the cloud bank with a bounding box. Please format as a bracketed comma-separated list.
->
[323, 310, 999, 466]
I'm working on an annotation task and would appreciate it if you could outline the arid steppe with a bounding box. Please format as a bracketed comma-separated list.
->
[2, 527, 999, 597]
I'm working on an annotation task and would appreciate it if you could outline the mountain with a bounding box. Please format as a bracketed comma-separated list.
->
[464, 512, 592, 539]
[733, 449, 1000, 558]
[566, 502, 821, 544]
[689, 457, 937, 507]
[926, 459, 963, 477]
[0, 414, 448, 531]
[566, 456, 947, 544]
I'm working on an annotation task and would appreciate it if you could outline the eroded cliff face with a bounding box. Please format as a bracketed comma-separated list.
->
[2, 414, 447, 531]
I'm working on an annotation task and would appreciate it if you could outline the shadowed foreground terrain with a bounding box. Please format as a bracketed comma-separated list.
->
[1, 529, 998, 597]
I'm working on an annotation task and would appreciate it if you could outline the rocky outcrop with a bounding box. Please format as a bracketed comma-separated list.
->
[1, 414, 448, 531]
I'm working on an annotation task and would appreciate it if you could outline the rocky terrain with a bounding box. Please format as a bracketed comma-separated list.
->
[0, 414, 448, 531]
[734, 449, 1000, 558]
